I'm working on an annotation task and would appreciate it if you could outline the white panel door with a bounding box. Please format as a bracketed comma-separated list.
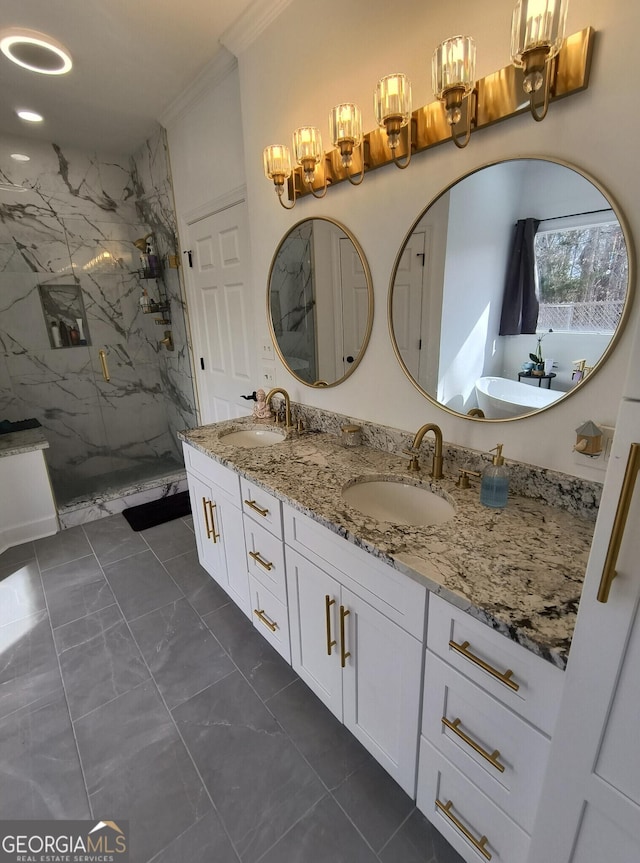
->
[185, 201, 254, 423]
[527, 400, 640, 863]
[339, 237, 370, 377]
[286, 548, 344, 721]
[391, 231, 426, 379]
[341, 587, 423, 796]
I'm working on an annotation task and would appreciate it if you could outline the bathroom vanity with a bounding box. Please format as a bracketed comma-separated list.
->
[180, 416, 593, 863]
[0, 427, 58, 554]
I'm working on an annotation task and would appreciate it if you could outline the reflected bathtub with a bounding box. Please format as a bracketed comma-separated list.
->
[475, 376, 564, 419]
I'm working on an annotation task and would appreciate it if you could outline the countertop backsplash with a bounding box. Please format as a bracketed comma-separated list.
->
[285, 401, 602, 520]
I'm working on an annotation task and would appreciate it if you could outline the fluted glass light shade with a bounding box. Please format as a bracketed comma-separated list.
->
[432, 36, 476, 126]
[263, 144, 292, 181]
[263, 145, 296, 208]
[293, 126, 324, 184]
[511, 0, 568, 94]
[375, 74, 412, 150]
[329, 103, 363, 167]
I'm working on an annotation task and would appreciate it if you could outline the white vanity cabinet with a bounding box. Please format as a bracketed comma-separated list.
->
[183, 443, 250, 616]
[416, 593, 564, 863]
[284, 504, 426, 796]
[240, 478, 291, 662]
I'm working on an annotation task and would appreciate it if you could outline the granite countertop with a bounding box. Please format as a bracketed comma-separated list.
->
[0, 427, 50, 458]
[180, 418, 594, 669]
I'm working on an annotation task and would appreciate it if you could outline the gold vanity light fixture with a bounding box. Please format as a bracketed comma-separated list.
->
[292, 126, 328, 197]
[263, 144, 296, 209]
[432, 35, 477, 149]
[511, 0, 569, 121]
[374, 73, 412, 168]
[264, 10, 592, 204]
[329, 103, 364, 185]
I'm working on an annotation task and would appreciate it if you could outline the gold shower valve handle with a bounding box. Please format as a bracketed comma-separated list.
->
[98, 349, 110, 382]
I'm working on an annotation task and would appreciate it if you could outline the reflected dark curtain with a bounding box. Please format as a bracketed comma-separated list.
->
[499, 218, 540, 335]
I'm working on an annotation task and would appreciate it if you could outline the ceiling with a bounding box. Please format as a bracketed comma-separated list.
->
[0, 0, 257, 157]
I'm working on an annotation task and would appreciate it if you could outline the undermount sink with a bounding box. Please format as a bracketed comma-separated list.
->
[342, 476, 455, 526]
[218, 427, 286, 448]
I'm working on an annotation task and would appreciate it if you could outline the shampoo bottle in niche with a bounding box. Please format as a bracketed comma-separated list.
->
[480, 443, 510, 509]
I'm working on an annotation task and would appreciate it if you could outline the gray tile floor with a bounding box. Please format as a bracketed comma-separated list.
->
[0, 513, 464, 863]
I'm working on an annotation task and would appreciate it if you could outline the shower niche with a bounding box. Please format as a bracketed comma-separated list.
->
[39, 283, 91, 349]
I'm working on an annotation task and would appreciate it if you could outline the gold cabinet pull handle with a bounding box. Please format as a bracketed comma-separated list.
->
[202, 496, 213, 540]
[436, 799, 492, 860]
[249, 550, 273, 571]
[597, 442, 640, 603]
[244, 498, 269, 517]
[208, 501, 220, 542]
[325, 595, 336, 655]
[98, 349, 110, 381]
[441, 716, 505, 773]
[340, 605, 351, 668]
[448, 639, 519, 692]
[254, 608, 277, 632]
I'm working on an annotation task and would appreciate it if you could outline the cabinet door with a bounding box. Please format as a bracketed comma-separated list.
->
[217, 494, 250, 617]
[528, 403, 640, 862]
[187, 470, 249, 617]
[341, 587, 423, 796]
[187, 471, 224, 579]
[286, 548, 343, 721]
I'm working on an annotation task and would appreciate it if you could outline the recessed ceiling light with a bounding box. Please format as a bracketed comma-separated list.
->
[10, 153, 31, 161]
[17, 109, 43, 123]
[0, 28, 72, 75]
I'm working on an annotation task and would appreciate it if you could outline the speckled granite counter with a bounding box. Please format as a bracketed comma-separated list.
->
[179, 419, 595, 669]
[0, 427, 50, 458]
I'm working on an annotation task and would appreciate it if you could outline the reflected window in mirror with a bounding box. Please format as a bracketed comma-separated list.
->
[388, 158, 634, 421]
[268, 218, 373, 388]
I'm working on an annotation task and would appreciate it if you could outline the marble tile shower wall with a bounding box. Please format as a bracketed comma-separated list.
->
[130, 127, 198, 452]
[0, 128, 197, 501]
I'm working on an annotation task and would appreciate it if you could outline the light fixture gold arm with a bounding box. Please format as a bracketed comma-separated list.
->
[305, 155, 330, 198]
[276, 176, 296, 210]
[528, 54, 557, 122]
[450, 89, 477, 149]
[391, 121, 412, 169]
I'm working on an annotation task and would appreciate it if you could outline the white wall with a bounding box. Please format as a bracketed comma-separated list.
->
[211, 0, 637, 479]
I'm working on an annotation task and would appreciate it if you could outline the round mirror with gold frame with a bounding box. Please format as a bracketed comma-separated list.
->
[388, 157, 634, 420]
[268, 217, 373, 388]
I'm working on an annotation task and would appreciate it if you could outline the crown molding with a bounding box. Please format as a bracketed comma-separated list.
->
[220, 0, 294, 56]
[160, 47, 238, 130]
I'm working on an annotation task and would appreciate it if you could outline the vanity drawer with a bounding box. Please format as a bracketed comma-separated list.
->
[422, 651, 550, 833]
[244, 516, 287, 603]
[183, 443, 240, 502]
[427, 594, 564, 734]
[417, 738, 530, 863]
[240, 477, 283, 539]
[249, 574, 290, 663]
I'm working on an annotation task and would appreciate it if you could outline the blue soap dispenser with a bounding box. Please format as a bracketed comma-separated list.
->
[480, 443, 510, 509]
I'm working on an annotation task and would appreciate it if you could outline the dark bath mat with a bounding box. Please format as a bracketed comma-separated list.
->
[122, 491, 191, 531]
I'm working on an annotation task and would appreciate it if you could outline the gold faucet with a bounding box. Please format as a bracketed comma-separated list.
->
[405, 423, 444, 478]
[265, 387, 292, 428]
